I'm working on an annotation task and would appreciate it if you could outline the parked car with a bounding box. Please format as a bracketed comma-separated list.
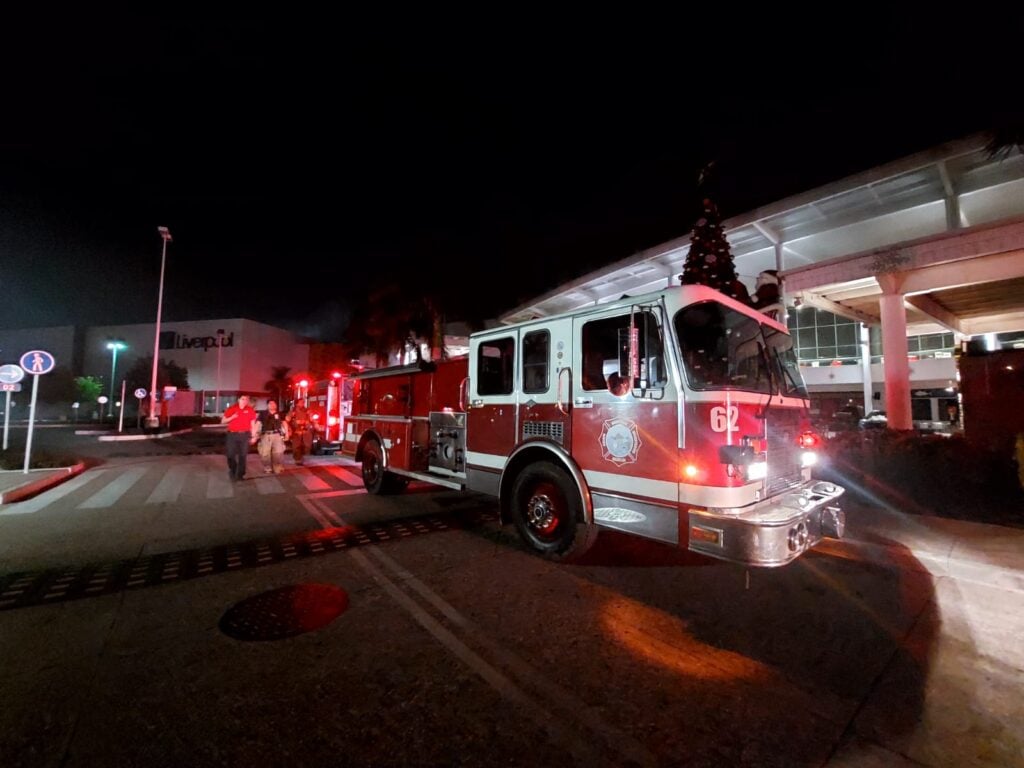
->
[859, 410, 888, 430]
[820, 404, 863, 439]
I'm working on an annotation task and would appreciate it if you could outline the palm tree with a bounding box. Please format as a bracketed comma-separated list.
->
[345, 283, 443, 367]
[263, 366, 292, 408]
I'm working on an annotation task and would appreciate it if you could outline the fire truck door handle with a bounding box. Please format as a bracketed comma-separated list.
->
[459, 377, 470, 411]
[574, 396, 593, 408]
[469, 399, 484, 409]
[556, 367, 571, 415]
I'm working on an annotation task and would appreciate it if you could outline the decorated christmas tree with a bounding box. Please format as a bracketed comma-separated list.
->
[678, 197, 750, 304]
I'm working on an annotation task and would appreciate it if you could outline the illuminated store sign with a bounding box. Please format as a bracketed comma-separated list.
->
[159, 331, 235, 351]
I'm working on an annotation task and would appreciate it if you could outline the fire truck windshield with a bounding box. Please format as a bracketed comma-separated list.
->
[762, 326, 807, 397]
[675, 301, 805, 397]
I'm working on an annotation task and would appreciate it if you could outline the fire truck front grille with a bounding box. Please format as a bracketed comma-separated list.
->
[522, 421, 564, 445]
[765, 416, 804, 496]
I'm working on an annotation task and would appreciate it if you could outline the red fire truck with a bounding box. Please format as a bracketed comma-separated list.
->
[341, 284, 845, 566]
[300, 373, 354, 455]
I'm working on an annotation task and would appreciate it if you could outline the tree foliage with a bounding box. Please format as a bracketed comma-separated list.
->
[122, 356, 190, 392]
[74, 375, 104, 404]
[263, 366, 292, 408]
[344, 283, 444, 366]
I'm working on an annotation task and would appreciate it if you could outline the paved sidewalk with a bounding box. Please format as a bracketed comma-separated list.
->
[0, 465, 86, 504]
[2, 462, 1022, 592]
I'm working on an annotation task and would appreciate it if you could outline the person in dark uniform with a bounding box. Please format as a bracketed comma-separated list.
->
[256, 400, 290, 474]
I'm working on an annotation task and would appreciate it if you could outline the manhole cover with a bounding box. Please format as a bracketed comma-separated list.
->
[220, 583, 349, 641]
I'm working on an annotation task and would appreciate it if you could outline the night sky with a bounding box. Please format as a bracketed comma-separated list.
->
[1, 13, 1019, 340]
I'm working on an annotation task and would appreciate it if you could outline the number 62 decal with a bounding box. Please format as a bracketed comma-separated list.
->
[710, 405, 739, 433]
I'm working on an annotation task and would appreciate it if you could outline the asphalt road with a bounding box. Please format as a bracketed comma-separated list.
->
[0, 427, 1021, 767]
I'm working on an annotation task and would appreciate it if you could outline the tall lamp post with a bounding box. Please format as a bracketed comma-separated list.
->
[147, 226, 172, 429]
[215, 328, 224, 414]
[106, 340, 127, 420]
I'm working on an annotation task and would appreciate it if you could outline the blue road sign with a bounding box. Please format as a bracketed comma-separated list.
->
[134, 388, 148, 399]
[20, 350, 56, 375]
[0, 364, 25, 384]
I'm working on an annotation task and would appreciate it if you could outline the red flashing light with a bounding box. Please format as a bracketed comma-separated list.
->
[297, 379, 309, 388]
[797, 431, 820, 449]
[331, 371, 342, 379]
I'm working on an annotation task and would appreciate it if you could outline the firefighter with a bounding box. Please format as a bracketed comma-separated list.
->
[285, 400, 317, 465]
[255, 400, 290, 473]
[607, 371, 630, 396]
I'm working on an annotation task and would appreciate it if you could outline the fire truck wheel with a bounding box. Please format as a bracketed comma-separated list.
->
[510, 463, 598, 562]
[361, 438, 407, 495]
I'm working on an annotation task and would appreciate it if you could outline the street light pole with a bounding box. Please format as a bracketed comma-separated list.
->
[147, 226, 172, 429]
[106, 340, 127, 420]
[215, 328, 224, 414]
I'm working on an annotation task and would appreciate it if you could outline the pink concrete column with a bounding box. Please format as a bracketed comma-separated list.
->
[877, 274, 912, 430]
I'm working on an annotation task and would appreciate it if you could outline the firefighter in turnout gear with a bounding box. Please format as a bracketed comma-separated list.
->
[285, 401, 317, 465]
[255, 400, 290, 473]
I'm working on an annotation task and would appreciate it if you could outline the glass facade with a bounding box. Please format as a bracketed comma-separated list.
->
[787, 307, 958, 365]
[787, 307, 864, 365]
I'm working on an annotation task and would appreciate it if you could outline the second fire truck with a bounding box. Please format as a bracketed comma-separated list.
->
[341, 284, 845, 567]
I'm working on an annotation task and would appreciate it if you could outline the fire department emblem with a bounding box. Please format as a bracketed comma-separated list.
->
[600, 417, 642, 466]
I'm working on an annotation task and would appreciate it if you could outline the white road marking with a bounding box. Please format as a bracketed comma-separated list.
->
[255, 475, 286, 494]
[0, 470, 107, 515]
[78, 467, 148, 508]
[146, 465, 189, 504]
[321, 465, 364, 488]
[296, 470, 331, 491]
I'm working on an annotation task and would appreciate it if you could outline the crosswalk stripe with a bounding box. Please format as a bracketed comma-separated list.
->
[146, 465, 189, 504]
[322, 465, 364, 488]
[207, 471, 235, 499]
[78, 468, 148, 509]
[296, 471, 331, 491]
[255, 476, 286, 494]
[0, 470, 107, 516]
[2, 456, 372, 512]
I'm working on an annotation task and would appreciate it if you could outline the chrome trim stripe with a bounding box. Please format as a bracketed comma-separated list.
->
[465, 451, 507, 470]
[582, 469, 677, 502]
[583, 471, 764, 508]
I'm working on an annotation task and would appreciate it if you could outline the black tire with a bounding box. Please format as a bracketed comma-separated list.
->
[510, 463, 598, 562]
[361, 438, 407, 495]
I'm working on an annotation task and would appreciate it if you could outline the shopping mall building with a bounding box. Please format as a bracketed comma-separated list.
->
[0, 319, 310, 418]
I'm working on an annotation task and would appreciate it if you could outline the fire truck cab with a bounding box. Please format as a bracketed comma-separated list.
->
[342, 284, 845, 567]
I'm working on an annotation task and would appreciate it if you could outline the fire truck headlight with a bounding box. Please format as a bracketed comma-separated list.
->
[801, 451, 818, 467]
[745, 461, 768, 481]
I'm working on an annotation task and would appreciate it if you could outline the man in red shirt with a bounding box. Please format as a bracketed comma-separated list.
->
[221, 394, 258, 481]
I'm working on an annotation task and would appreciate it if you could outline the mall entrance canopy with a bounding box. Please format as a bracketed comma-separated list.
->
[500, 133, 1024, 430]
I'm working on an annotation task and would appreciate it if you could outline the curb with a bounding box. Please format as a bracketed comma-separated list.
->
[0, 462, 87, 504]
[97, 427, 193, 442]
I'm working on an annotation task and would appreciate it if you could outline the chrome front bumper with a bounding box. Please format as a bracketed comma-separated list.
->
[687, 481, 846, 567]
